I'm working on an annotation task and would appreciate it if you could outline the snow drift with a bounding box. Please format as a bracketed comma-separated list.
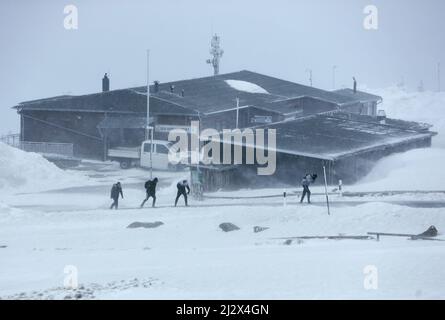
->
[356, 148, 445, 191]
[0, 143, 86, 194]
[356, 87, 445, 191]
[225, 79, 269, 94]
[372, 87, 445, 147]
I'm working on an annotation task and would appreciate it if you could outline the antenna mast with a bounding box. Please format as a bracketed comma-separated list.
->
[206, 34, 224, 75]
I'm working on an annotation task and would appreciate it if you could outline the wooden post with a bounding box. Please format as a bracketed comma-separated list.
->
[283, 189, 287, 207]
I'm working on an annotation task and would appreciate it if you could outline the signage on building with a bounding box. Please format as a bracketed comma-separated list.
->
[251, 115, 273, 124]
[155, 124, 192, 133]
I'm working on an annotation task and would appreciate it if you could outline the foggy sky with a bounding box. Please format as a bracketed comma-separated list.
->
[1, 0, 444, 134]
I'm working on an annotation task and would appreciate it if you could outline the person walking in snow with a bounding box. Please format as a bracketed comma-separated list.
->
[300, 173, 317, 204]
[110, 182, 124, 210]
[140, 177, 158, 208]
[175, 179, 190, 207]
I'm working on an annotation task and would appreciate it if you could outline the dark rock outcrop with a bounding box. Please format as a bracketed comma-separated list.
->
[127, 221, 164, 229]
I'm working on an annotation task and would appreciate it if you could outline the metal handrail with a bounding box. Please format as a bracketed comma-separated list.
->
[19, 141, 74, 158]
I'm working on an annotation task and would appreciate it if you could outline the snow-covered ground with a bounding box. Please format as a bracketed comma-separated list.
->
[1, 158, 444, 299]
[1, 174, 444, 299]
[1, 88, 445, 299]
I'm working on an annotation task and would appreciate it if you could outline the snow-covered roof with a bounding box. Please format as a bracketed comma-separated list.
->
[15, 89, 198, 116]
[15, 70, 360, 115]
[217, 112, 436, 161]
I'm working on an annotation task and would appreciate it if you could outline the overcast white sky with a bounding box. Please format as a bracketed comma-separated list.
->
[1, 0, 444, 134]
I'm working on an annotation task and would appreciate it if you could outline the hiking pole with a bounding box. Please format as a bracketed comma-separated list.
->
[323, 165, 331, 215]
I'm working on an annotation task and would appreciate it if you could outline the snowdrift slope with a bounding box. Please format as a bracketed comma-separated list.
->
[0, 143, 86, 194]
[356, 88, 445, 191]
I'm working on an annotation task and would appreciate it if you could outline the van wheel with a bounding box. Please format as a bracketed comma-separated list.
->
[120, 160, 131, 169]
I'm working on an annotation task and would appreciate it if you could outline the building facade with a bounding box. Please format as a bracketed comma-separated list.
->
[13, 70, 435, 188]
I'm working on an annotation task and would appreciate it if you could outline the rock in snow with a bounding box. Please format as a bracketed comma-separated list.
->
[253, 226, 269, 233]
[283, 239, 293, 246]
[418, 226, 438, 237]
[219, 222, 240, 232]
[127, 221, 164, 229]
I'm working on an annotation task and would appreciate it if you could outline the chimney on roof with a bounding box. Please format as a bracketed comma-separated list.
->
[102, 73, 110, 92]
[170, 85, 175, 93]
[353, 77, 357, 94]
[154, 81, 160, 93]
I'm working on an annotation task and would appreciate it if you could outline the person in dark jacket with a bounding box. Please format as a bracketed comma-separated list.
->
[110, 182, 124, 209]
[140, 177, 158, 208]
[300, 173, 317, 204]
[175, 180, 190, 207]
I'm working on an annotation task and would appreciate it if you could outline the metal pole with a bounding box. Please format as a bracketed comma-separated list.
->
[236, 97, 240, 129]
[146, 49, 150, 140]
[20, 114, 24, 142]
[306, 69, 313, 87]
[323, 165, 331, 215]
[146, 49, 153, 179]
[438, 62, 441, 92]
[150, 126, 153, 179]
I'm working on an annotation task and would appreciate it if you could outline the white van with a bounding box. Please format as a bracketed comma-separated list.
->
[107, 140, 188, 170]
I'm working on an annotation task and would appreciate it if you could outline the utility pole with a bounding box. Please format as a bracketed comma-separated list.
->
[306, 69, 313, 87]
[332, 65, 337, 90]
[146, 49, 153, 179]
[438, 62, 441, 92]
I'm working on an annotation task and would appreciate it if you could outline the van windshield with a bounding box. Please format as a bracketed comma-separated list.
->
[157, 144, 169, 154]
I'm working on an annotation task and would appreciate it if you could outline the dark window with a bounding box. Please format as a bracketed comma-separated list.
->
[143, 143, 152, 153]
[157, 145, 169, 154]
